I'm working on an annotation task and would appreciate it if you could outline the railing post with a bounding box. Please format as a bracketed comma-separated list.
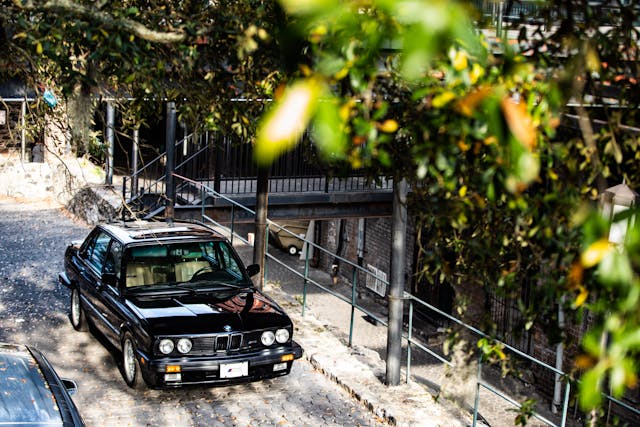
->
[264, 223, 269, 284]
[165, 101, 177, 221]
[349, 266, 357, 347]
[253, 165, 269, 290]
[407, 298, 413, 383]
[230, 205, 235, 246]
[302, 241, 310, 317]
[473, 353, 483, 427]
[201, 186, 205, 219]
[105, 101, 115, 186]
[132, 127, 139, 196]
[560, 382, 570, 427]
[214, 134, 222, 194]
[121, 177, 127, 221]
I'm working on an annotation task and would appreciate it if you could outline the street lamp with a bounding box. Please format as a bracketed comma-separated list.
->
[598, 181, 639, 244]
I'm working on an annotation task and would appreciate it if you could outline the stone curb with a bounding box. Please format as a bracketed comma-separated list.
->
[265, 283, 472, 427]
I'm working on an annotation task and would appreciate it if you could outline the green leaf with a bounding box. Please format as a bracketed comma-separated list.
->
[579, 368, 603, 410]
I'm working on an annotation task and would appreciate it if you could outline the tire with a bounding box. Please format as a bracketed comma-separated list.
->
[121, 333, 147, 390]
[288, 245, 298, 256]
[69, 288, 88, 332]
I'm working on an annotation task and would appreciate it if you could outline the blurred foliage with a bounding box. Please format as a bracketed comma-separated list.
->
[261, 0, 640, 419]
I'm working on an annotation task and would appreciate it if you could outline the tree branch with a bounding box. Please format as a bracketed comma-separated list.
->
[18, 0, 187, 44]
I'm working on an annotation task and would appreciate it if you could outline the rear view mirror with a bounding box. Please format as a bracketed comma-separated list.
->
[246, 264, 260, 277]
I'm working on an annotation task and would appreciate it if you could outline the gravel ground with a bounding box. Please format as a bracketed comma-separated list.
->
[0, 196, 390, 427]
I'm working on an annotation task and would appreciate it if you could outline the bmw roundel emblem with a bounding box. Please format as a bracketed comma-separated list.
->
[223, 325, 232, 332]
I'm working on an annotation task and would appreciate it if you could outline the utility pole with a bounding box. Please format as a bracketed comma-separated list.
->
[386, 177, 408, 386]
[165, 102, 176, 221]
[253, 166, 269, 290]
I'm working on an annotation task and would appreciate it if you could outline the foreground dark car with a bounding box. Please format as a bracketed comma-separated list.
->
[59, 220, 302, 389]
[0, 343, 85, 426]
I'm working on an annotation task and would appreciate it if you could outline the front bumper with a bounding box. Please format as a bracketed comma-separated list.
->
[139, 341, 303, 387]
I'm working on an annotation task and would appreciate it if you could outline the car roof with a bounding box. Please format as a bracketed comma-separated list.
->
[99, 220, 225, 245]
[0, 343, 65, 425]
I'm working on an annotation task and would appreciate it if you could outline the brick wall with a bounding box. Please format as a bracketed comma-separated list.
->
[315, 216, 416, 302]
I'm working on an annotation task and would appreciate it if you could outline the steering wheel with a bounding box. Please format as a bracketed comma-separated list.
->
[190, 266, 215, 281]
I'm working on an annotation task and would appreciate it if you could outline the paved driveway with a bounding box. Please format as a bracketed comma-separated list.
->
[0, 198, 387, 427]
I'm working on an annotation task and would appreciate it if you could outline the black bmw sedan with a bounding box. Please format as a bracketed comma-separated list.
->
[59, 220, 303, 389]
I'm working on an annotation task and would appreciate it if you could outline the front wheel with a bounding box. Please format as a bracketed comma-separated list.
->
[69, 288, 88, 332]
[288, 245, 298, 256]
[121, 334, 147, 390]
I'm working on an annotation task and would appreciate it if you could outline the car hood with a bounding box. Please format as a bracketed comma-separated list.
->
[125, 289, 291, 335]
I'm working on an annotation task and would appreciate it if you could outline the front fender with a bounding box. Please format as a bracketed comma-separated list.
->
[58, 272, 72, 289]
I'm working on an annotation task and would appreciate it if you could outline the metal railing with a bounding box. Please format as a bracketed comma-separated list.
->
[172, 173, 640, 426]
[122, 132, 393, 217]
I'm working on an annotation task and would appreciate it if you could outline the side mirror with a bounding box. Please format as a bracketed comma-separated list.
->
[246, 264, 260, 278]
[61, 379, 78, 396]
[101, 272, 118, 286]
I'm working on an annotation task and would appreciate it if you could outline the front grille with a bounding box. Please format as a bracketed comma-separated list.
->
[156, 333, 246, 357]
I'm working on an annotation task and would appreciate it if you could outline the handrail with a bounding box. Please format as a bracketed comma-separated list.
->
[171, 172, 639, 426]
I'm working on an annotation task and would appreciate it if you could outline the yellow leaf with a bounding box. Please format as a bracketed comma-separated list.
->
[470, 63, 485, 84]
[299, 64, 312, 76]
[573, 285, 589, 308]
[334, 66, 349, 80]
[586, 47, 601, 73]
[339, 101, 354, 121]
[484, 136, 497, 146]
[457, 140, 470, 152]
[459, 185, 467, 197]
[574, 354, 595, 370]
[501, 96, 536, 150]
[378, 119, 398, 133]
[255, 78, 324, 166]
[432, 91, 455, 108]
[455, 86, 492, 117]
[452, 50, 468, 71]
[580, 239, 612, 268]
[36, 42, 43, 55]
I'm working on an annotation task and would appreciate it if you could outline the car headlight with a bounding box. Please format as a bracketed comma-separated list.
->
[261, 331, 275, 346]
[158, 339, 175, 355]
[275, 328, 290, 344]
[176, 338, 192, 354]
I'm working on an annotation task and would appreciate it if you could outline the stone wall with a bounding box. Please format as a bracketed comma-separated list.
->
[0, 103, 23, 153]
[0, 151, 121, 224]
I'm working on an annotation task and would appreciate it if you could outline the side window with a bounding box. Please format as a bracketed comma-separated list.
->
[85, 231, 111, 273]
[218, 243, 242, 276]
[104, 240, 123, 280]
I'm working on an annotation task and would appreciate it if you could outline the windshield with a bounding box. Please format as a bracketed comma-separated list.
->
[124, 240, 248, 291]
[0, 349, 63, 424]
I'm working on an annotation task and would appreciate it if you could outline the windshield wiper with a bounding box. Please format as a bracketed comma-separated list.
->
[127, 282, 197, 295]
[190, 281, 253, 291]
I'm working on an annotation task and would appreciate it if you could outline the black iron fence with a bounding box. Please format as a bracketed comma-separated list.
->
[123, 132, 393, 216]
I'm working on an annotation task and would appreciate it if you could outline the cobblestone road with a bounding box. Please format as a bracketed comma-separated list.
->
[0, 198, 388, 427]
